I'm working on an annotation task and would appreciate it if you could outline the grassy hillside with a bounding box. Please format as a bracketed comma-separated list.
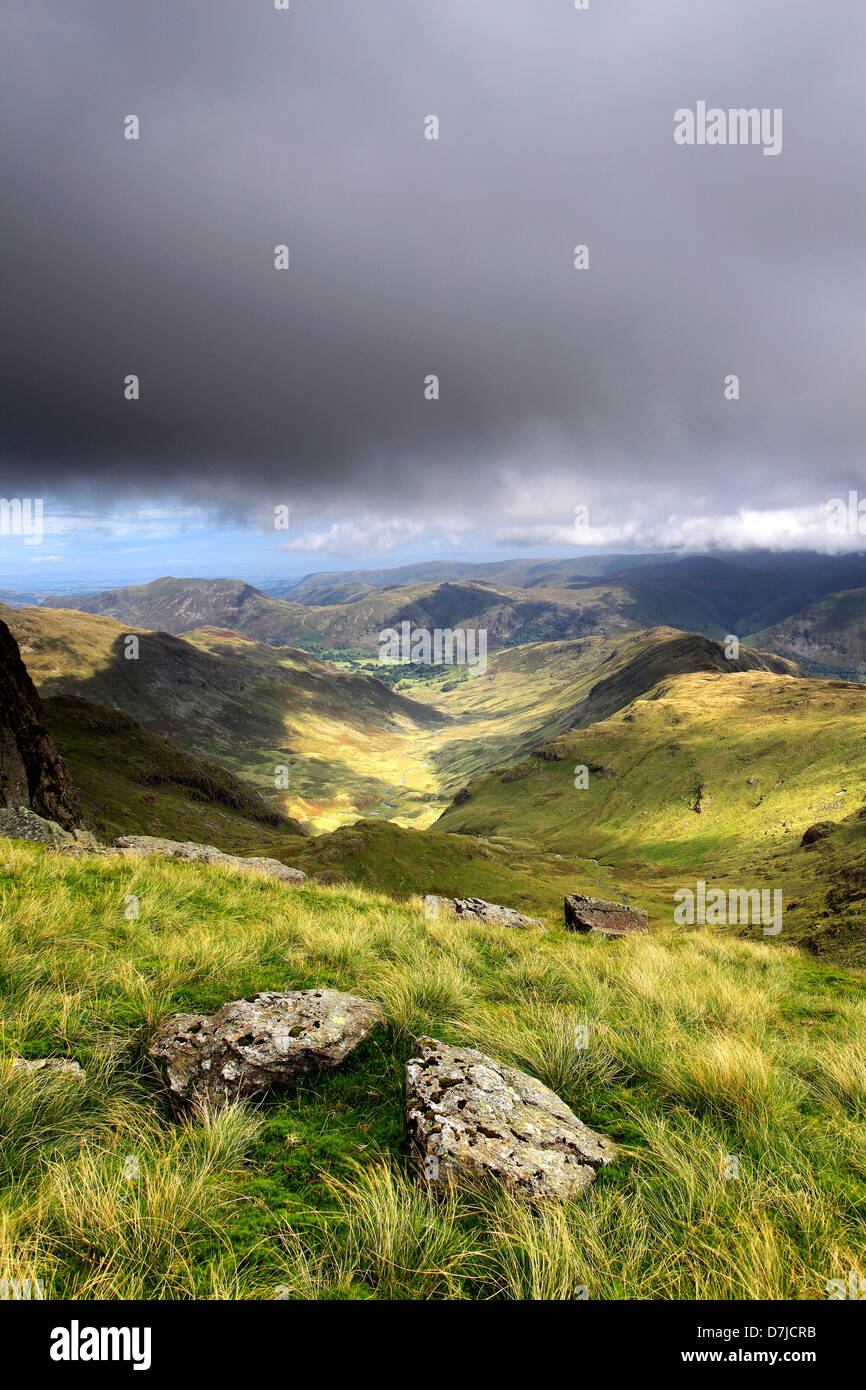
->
[1, 842, 863, 1300]
[397, 629, 801, 819]
[42, 694, 308, 854]
[9, 605, 796, 833]
[293, 818, 585, 913]
[2, 605, 444, 832]
[10, 604, 866, 963]
[437, 668, 866, 961]
[39, 577, 310, 642]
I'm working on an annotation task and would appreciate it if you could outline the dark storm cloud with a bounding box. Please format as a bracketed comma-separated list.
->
[2, 0, 865, 539]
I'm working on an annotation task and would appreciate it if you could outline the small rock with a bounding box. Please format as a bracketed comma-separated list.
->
[150, 989, 383, 1106]
[564, 894, 649, 938]
[800, 822, 834, 847]
[406, 1037, 615, 1200]
[12, 1057, 85, 1082]
[425, 894, 545, 929]
[72, 827, 101, 850]
[113, 834, 305, 885]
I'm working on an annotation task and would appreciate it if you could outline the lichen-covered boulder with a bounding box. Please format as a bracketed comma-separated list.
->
[150, 989, 382, 1106]
[425, 895, 545, 930]
[405, 1037, 615, 1200]
[0, 806, 78, 849]
[564, 894, 648, 938]
[114, 834, 305, 885]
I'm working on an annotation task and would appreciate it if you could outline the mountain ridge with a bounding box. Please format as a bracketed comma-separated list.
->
[38, 553, 866, 670]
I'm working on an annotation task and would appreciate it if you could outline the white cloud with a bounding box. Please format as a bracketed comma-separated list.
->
[281, 515, 473, 557]
[494, 502, 866, 556]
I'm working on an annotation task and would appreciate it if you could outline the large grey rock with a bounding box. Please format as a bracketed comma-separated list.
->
[406, 1037, 615, 1200]
[564, 894, 649, 938]
[425, 894, 545, 930]
[0, 806, 77, 849]
[150, 989, 383, 1106]
[114, 834, 305, 885]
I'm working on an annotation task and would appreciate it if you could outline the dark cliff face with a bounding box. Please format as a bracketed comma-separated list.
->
[0, 619, 84, 829]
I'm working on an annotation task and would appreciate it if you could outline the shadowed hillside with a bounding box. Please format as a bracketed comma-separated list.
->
[750, 587, 866, 680]
[43, 694, 308, 853]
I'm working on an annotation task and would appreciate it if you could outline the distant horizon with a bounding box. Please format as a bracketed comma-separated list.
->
[4, 543, 866, 600]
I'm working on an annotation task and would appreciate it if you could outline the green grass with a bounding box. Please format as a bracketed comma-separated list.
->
[0, 843, 863, 1300]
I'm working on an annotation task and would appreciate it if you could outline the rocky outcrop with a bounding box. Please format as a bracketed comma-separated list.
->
[0, 620, 83, 830]
[0, 806, 77, 848]
[405, 1037, 615, 1199]
[113, 835, 306, 885]
[0, 813, 307, 887]
[150, 989, 383, 1106]
[425, 895, 545, 929]
[564, 894, 649, 938]
[0, 806, 99, 850]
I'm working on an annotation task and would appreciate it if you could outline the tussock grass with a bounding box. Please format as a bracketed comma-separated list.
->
[0, 843, 863, 1299]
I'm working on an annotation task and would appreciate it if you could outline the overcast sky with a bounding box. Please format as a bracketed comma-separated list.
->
[1, 0, 865, 583]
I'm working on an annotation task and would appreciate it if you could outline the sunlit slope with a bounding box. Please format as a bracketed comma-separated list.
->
[1, 605, 443, 832]
[408, 629, 801, 818]
[436, 668, 866, 958]
[9, 606, 797, 834]
[437, 668, 861, 856]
